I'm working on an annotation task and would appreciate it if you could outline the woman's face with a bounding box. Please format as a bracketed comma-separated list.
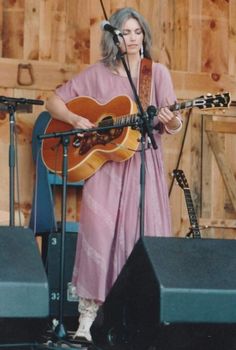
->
[120, 17, 144, 57]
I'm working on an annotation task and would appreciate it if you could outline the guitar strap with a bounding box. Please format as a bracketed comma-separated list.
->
[138, 58, 153, 110]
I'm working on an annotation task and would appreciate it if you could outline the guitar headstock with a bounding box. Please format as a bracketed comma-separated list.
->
[193, 92, 231, 110]
[173, 169, 189, 189]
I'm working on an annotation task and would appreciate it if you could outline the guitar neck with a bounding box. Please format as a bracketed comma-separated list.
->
[183, 188, 201, 238]
[101, 92, 230, 129]
[169, 100, 195, 112]
[112, 99, 196, 126]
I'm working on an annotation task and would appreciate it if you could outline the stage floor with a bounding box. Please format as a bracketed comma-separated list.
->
[0, 317, 91, 350]
[1, 317, 236, 350]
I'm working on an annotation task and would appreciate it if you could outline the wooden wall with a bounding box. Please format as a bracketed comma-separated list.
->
[0, 0, 235, 239]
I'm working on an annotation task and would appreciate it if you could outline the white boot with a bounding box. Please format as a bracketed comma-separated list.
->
[74, 298, 99, 342]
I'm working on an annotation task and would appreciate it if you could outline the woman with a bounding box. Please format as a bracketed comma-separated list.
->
[46, 7, 182, 342]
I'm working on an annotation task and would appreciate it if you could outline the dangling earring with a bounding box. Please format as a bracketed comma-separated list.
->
[140, 44, 144, 59]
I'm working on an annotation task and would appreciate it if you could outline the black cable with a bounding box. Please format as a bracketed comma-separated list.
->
[168, 108, 193, 197]
[14, 124, 23, 226]
[99, 0, 108, 20]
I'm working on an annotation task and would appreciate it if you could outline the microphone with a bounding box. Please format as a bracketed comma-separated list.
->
[101, 20, 123, 37]
[147, 105, 157, 119]
[0, 96, 44, 105]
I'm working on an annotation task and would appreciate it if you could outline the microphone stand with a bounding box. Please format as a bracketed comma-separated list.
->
[114, 36, 157, 237]
[38, 122, 141, 344]
[0, 96, 43, 226]
[8, 104, 16, 227]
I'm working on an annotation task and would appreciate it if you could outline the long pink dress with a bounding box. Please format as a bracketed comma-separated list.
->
[56, 61, 179, 302]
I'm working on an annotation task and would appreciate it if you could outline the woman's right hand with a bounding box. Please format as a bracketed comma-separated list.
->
[46, 93, 94, 130]
[69, 111, 95, 130]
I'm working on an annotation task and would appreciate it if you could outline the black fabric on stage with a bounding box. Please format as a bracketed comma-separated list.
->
[91, 236, 236, 350]
[0, 226, 49, 318]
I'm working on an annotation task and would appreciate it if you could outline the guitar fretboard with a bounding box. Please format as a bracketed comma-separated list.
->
[170, 100, 194, 111]
[183, 187, 201, 238]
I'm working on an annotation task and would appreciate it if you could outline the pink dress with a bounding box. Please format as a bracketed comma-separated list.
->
[56, 61, 179, 302]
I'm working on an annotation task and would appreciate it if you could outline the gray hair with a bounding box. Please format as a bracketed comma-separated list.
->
[100, 7, 152, 69]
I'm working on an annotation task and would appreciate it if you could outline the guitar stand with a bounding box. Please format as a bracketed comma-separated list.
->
[185, 228, 202, 239]
[0, 96, 43, 226]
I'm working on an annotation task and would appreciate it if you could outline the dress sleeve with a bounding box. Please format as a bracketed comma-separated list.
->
[54, 64, 98, 103]
[55, 75, 83, 103]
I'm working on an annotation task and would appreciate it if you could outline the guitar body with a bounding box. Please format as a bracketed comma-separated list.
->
[41, 95, 140, 182]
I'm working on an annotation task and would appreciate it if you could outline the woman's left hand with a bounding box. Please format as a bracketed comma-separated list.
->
[158, 107, 180, 130]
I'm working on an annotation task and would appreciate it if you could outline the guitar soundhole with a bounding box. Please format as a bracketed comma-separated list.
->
[98, 115, 114, 135]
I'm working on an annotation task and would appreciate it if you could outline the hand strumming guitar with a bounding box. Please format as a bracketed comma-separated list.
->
[46, 93, 95, 130]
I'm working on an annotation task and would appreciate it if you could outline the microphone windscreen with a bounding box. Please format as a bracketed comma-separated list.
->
[100, 20, 110, 30]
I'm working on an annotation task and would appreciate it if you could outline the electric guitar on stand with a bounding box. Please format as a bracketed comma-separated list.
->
[41, 92, 230, 182]
[173, 169, 201, 238]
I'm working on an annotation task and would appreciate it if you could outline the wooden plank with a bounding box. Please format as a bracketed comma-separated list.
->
[0, 210, 25, 226]
[140, 1, 167, 64]
[39, 0, 52, 60]
[90, 0, 106, 64]
[169, 184, 186, 237]
[0, 86, 13, 214]
[143, 0, 188, 70]
[189, 110, 202, 215]
[4, 0, 25, 8]
[211, 132, 226, 219]
[51, 0, 67, 63]
[0, 57, 83, 90]
[224, 129, 236, 218]
[199, 218, 236, 229]
[204, 108, 236, 118]
[229, 0, 236, 75]
[188, 0, 202, 71]
[150, 0, 174, 67]
[53, 187, 80, 224]
[172, 0, 189, 71]
[200, 116, 212, 218]
[0, 1, 3, 56]
[65, 0, 90, 64]
[201, 0, 229, 75]
[110, 0, 128, 13]
[24, 0, 40, 60]
[2, 3, 24, 58]
[39, 0, 66, 62]
[171, 71, 236, 100]
[207, 130, 236, 212]
[205, 120, 236, 133]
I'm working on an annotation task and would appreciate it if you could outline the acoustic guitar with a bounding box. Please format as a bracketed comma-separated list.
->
[173, 169, 201, 238]
[41, 92, 230, 182]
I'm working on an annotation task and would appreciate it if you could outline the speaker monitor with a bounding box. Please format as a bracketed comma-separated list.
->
[0, 226, 49, 318]
[47, 231, 78, 317]
[91, 237, 236, 350]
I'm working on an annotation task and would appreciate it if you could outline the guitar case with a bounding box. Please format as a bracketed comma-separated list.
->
[29, 111, 57, 235]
